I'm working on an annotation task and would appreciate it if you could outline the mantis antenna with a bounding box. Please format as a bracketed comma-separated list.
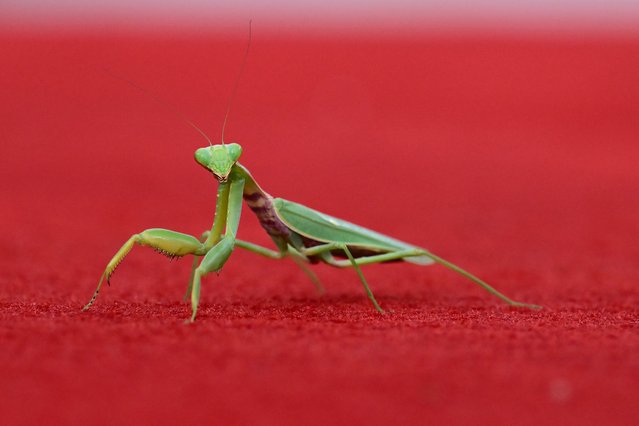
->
[101, 20, 252, 146]
[101, 67, 214, 146]
[221, 19, 252, 145]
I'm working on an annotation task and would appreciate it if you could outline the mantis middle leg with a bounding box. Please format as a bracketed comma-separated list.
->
[300, 243, 385, 313]
[184, 236, 325, 301]
[234, 239, 324, 294]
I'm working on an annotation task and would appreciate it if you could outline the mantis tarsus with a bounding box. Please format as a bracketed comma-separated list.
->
[83, 26, 541, 322]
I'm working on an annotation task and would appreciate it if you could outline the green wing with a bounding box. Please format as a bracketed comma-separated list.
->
[273, 198, 433, 265]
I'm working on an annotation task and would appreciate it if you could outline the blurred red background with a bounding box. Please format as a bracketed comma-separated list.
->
[1, 11, 639, 425]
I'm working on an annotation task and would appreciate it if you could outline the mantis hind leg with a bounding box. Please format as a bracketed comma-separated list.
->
[83, 228, 205, 311]
[301, 243, 385, 313]
[309, 246, 541, 310]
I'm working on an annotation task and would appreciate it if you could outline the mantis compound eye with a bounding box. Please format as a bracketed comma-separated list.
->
[194, 147, 212, 168]
[226, 143, 242, 163]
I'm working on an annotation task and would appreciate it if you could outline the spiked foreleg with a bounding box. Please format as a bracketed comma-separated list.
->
[189, 175, 245, 322]
[184, 182, 231, 301]
[83, 229, 205, 311]
[184, 231, 212, 302]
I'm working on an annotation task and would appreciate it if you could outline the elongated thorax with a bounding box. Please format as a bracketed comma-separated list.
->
[230, 163, 294, 252]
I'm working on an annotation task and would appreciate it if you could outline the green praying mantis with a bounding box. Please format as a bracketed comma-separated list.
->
[83, 141, 540, 321]
[83, 26, 541, 322]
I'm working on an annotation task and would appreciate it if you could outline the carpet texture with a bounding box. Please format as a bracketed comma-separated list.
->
[1, 32, 638, 425]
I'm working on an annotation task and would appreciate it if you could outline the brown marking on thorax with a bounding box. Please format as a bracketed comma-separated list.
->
[243, 191, 291, 238]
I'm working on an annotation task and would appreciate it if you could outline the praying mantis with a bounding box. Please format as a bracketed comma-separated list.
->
[83, 25, 541, 322]
[83, 140, 541, 321]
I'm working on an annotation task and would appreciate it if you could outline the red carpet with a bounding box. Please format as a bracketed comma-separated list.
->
[1, 31, 638, 425]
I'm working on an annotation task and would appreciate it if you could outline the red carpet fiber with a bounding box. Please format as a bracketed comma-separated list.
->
[1, 31, 638, 425]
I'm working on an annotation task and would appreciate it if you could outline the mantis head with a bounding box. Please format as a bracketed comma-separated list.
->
[194, 143, 243, 182]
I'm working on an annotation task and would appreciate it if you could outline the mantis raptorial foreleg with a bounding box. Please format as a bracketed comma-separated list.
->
[183, 181, 233, 303]
[189, 176, 245, 321]
[83, 229, 206, 311]
[184, 231, 211, 302]
[184, 230, 266, 303]
[190, 237, 235, 321]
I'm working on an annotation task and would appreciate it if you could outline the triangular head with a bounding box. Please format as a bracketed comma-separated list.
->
[194, 143, 243, 182]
